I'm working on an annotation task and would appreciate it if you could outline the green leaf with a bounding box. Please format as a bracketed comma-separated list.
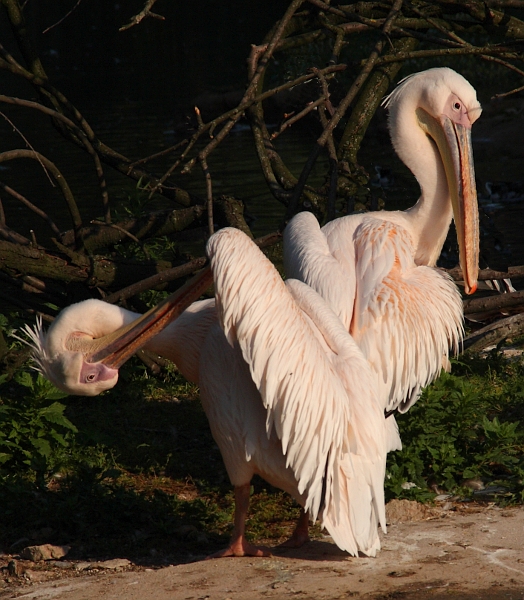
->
[39, 403, 78, 432]
[31, 437, 52, 458]
[0, 452, 12, 464]
[15, 371, 34, 390]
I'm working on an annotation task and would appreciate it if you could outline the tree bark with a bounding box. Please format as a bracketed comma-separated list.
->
[463, 313, 524, 352]
[0, 240, 176, 290]
[59, 205, 206, 252]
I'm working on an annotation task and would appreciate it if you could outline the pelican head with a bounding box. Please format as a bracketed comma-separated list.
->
[19, 268, 213, 396]
[21, 301, 123, 396]
[383, 67, 481, 294]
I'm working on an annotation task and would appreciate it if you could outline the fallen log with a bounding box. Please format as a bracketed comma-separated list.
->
[463, 290, 524, 315]
[0, 239, 175, 290]
[463, 313, 524, 353]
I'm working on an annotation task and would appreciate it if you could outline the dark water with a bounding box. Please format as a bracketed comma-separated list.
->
[1, 94, 524, 270]
[0, 100, 326, 244]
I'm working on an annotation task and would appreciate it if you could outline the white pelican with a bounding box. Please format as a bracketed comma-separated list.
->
[285, 67, 481, 438]
[22, 228, 388, 558]
[18, 67, 481, 558]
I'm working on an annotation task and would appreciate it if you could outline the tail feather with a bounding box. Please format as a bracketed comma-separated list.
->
[321, 451, 386, 557]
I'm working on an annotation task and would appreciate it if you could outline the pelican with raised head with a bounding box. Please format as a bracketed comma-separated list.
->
[285, 67, 481, 439]
[19, 66, 481, 559]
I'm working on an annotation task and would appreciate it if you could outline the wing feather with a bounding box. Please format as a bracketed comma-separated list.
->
[207, 228, 387, 553]
[284, 211, 356, 330]
[352, 217, 463, 412]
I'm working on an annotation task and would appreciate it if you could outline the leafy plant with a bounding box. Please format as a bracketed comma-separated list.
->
[386, 354, 524, 502]
[0, 371, 77, 485]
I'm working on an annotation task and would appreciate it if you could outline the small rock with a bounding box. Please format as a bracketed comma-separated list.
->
[20, 544, 71, 561]
[96, 558, 131, 570]
[24, 570, 52, 583]
[50, 561, 73, 569]
[434, 494, 452, 502]
[400, 482, 417, 490]
[386, 499, 441, 524]
[387, 570, 416, 578]
[7, 560, 24, 577]
[462, 477, 484, 491]
[74, 561, 94, 571]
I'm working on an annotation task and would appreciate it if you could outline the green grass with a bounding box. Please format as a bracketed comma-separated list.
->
[1, 315, 523, 563]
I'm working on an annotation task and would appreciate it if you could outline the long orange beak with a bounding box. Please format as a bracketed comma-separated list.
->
[416, 108, 479, 294]
[440, 117, 479, 294]
[87, 266, 213, 368]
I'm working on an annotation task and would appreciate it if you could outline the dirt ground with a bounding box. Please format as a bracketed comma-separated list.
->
[2, 501, 524, 600]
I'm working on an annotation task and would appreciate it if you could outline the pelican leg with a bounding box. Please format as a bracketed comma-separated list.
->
[279, 508, 310, 548]
[206, 483, 272, 559]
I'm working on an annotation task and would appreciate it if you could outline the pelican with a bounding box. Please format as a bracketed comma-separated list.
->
[18, 66, 481, 558]
[21, 227, 388, 558]
[285, 67, 481, 437]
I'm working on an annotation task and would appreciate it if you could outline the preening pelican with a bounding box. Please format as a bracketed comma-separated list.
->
[22, 228, 388, 558]
[285, 68, 481, 435]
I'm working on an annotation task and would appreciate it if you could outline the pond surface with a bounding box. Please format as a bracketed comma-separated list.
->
[1, 91, 523, 270]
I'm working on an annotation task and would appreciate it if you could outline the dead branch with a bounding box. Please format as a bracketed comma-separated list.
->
[0, 179, 61, 239]
[103, 231, 281, 305]
[0, 238, 178, 290]
[463, 290, 524, 315]
[463, 313, 524, 352]
[0, 150, 82, 235]
[42, 0, 84, 35]
[58, 205, 206, 253]
[119, 0, 165, 32]
[446, 265, 524, 281]
[286, 0, 404, 218]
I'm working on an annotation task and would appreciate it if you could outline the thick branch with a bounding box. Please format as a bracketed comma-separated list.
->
[463, 313, 524, 352]
[463, 290, 524, 315]
[287, 0, 404, 218]
[58, 205, 206, 252]
[337, 36, 418, 164]
[446, 265, 524, 281]
[0, 239, 176, 290]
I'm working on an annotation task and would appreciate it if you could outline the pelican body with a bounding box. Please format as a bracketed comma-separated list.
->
[23, 228, 388, 558]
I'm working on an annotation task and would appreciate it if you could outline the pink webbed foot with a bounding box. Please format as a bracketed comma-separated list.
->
[206, 535, 272, 559]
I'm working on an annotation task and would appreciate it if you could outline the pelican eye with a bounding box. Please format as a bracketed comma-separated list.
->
[86, 373, 96, 382]
[453, 101, 461, 110]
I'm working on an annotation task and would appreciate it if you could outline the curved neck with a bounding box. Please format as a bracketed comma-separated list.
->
[389, 99, 453, 267]
[139, 299, 216, 384]
[405, 171, 453, 267]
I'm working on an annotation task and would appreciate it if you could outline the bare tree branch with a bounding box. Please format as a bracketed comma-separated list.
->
[119, 0, 165, 32]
